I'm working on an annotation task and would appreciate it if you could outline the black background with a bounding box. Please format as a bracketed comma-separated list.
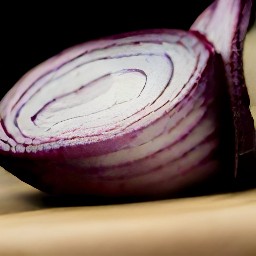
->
[0, 1, 213, 99]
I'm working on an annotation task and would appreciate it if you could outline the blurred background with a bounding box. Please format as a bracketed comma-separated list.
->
[0, 1, 213, 99]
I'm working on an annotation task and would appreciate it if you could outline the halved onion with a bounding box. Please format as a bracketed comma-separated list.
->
[0, 0, 254, 196]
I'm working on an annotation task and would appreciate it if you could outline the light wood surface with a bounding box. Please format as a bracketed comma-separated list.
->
[0, 27, 255, 256]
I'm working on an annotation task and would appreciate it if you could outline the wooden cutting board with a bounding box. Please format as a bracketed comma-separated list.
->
[0, 27, 255, 256]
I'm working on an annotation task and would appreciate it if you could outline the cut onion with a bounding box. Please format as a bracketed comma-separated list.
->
[191, 0, 255, 176]
[0, 0, 254, 196]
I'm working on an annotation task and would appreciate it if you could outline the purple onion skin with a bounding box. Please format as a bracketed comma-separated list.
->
[0, 0, 253, 197]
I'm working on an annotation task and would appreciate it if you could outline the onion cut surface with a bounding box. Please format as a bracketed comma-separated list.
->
[0, 0, 254, 196]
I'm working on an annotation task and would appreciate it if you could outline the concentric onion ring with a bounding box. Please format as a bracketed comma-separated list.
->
[0, 30, 232, 196]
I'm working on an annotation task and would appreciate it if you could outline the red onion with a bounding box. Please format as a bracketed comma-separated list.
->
[0, 0, 254, 196]
[191, 0, 255, 176]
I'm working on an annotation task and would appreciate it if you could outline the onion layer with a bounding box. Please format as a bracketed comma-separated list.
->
[0, 0, 254, 196]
